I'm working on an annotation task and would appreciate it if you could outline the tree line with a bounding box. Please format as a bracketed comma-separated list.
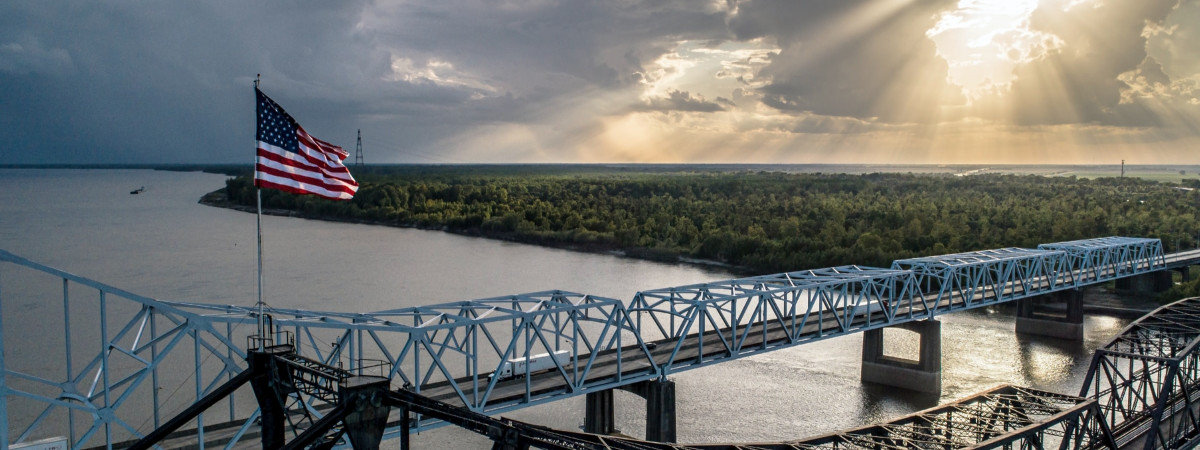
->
[221, 167, 1200, 281]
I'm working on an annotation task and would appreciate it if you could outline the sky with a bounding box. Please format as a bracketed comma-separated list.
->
[1, 0, 1199, 165]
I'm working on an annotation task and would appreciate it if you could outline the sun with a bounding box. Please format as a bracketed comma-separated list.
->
[927, 0, 1060, 100]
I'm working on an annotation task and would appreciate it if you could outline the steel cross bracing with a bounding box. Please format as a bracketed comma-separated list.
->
[714, 385, 1112, 450]
[775, 385, 1113, 450]
[893, 247, 1075, 311]
[630, 265, 920, 373]
[393, 383, 1112, 450]
[1080, 297, 1200, 450]
[1038, 237, 1167, 286]
[273, 350, 354, 404]
[0, 235, 1196, 449]
[0, 249, 657, 448]
[185, 351, 1112, 449]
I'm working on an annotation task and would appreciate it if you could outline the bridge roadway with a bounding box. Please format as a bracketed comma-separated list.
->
[19, 243, 1200, 449]
[416, 249, 1200, 413]
[155, 296, 1200, 450]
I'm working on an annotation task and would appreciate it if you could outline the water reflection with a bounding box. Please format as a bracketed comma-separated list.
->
[1016, 333, 1085, 387]
[859, 384, 940, 424]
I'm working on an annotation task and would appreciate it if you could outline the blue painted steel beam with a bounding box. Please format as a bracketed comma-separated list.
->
[1038, 237, 1165, 286]
[893, 247, 1073, 314]
[631, 265, 919, 374]
[0, 237, 1196, 448]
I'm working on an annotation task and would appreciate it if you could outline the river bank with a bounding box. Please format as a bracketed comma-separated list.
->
[200, 185, 1172, 317]
[199, 187, 752, 275]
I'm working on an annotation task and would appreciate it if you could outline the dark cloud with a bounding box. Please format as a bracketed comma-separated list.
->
[0, 1, 382, 163]
[732, 0, 962, 124]
[773, 114, 880, 135]
[0, 0, 1196, 164]
[640, 90, 728, 112]
[373, 1, 729, 91]
[0, 0, 730, 164]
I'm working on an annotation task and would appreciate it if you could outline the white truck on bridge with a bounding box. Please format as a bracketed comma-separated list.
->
[492, 350, 570, 380]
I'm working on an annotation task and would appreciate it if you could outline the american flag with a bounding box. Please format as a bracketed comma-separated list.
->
[254, 88, 358, 200]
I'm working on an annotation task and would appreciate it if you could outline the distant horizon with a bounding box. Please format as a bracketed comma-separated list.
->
[3, 162, 1198, 168]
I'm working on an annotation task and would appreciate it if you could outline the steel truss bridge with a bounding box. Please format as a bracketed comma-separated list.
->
[125, 346, 1119, 450]
[2, 236, 1200, 449]
[1081, 297, 1200, 449]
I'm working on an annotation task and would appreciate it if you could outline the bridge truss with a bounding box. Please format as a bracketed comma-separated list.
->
[1081, 297, 1200, 450]
[128, 346, 1115, 450]
[0, 236, 1188, 448]
[630, 265, 919, 374]
[0, 250, 656, 448]
[775, 385, 1113, 450]
[400, 382, 1115, 450]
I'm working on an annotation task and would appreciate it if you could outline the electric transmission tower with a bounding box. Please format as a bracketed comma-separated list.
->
[354, 129, 364, 167]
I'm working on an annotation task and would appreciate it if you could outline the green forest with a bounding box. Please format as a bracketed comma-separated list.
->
[219, 167, 1200, 290]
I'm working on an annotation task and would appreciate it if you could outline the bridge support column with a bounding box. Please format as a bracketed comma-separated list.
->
[1177, 266, 1191, 283]
[583, 389, 616, 435]
[398, 406, 411, 450]
[247, 346, 295, 450]
[340, 376, 391, 450]
[1015, 289, 1083, 341]
[860, 320, 941, 394]
[643, 379, 677, 443]
[593, 379, 676, 442]
[1115, 270, 1172, 293]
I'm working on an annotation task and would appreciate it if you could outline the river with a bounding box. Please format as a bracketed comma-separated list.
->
[0, 169, 1137, 448]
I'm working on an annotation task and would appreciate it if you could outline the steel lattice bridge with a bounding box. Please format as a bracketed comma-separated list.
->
[3, 236, 1200, 449]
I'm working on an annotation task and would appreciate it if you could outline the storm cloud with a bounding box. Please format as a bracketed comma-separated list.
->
[1, 0, 1198, 164]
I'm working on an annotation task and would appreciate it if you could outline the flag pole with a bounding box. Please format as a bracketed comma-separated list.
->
[254, 74, 265, 350]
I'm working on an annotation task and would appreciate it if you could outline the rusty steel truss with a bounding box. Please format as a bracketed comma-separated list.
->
[1081, 297, 1200, 450]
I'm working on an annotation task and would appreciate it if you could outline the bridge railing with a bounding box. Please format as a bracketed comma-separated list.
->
[357, 290, 658, 411]
[0, 250, 259, 449]
[629, 266, 920, 374]
[0, 250, 658, 449]
[1080, 297, 1200, 450]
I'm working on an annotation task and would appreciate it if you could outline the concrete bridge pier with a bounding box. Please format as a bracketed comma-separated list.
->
[1115, 270, 1173, 292]
[583, 389, 616, 435]
[1176, 266, 1191, 283]
[860, 320, 941, 394]
[583, 378, 677, 442]
[1015, 289, 1084, 341]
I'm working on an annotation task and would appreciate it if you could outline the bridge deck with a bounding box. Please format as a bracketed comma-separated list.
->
[9, 242, 1200, 449]
[425, 255, 1200, 410]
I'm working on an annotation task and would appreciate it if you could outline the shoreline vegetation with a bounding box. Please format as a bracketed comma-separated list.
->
[199, 186, 742, 272]
[198, 165, 1200, 304]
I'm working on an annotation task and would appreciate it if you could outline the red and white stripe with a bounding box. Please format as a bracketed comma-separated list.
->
[254, 126, 358, 200]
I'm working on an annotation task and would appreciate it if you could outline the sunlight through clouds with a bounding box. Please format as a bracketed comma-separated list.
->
[637, 39, 777, 108]
[387, 56, 498, 95]
[927, 0, 1062, 99]
[1, 0, 1199, 164]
